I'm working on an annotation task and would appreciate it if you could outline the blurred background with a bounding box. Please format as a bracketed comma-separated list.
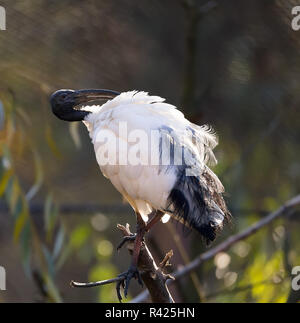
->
[0, 0, 300, 303]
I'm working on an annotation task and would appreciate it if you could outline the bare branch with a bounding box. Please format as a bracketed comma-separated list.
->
[131, 194, 300, 303]
[71, 277, 123, 288]
[159, 250, 174, 270]
[71, 223, 175, 303]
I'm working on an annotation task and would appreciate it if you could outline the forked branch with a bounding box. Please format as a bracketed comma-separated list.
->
[131, 194, 300, 303]
[71, 223, 175, 303]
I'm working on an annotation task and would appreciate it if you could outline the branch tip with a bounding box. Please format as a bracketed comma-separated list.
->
[160, 250, 174, 270]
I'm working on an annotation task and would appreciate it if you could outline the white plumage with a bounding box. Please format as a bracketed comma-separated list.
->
[51, 88, 230, 299]
[81, 91, 225, 226]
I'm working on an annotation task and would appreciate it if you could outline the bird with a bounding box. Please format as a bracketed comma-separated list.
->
[50, 89, 230, 300]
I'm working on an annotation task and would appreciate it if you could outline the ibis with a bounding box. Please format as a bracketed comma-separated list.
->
[50, 89, 230, 300]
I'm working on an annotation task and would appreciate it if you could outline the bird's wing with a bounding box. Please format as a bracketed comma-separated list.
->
[84, 91, 219, 168]
[112, 96, 219, 167]
[83, 92, 229, 236]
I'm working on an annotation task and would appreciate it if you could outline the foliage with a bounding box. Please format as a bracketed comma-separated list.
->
[0, 0, 299, 303]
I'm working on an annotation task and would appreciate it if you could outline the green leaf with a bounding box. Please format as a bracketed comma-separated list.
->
[13, 200, 29, 242]
[4, 177, 13, 203]
[13, 196, 23, 219]
[26, 150, 43, 201]
[44, 194, 59, 241]
[0, 100, 5, 131]
[45, 126, 62, 158]
[55, 243, 72, 271]
[8, 178, 20, 212]
[43, 246, 55, 280]
[0, 169, 13, 196]
[53, 226, 65, 261]
[44, 274, 63, 303]
[20, 222, 31, 277]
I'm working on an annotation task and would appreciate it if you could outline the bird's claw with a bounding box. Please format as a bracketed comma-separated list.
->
[116, 265, 143, 302]
[116, 233, 137, 251]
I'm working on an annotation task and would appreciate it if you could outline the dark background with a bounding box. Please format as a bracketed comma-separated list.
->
[0, 0, 299, 302]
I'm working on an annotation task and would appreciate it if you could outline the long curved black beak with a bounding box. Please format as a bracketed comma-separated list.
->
[73, 89, 120, 106]
[51, 88, 121, 122]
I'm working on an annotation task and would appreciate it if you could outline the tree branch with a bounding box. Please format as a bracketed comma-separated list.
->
[71, 223, 175, 303]
[71, 277, 123, 288]
[131, 194, 300, 303]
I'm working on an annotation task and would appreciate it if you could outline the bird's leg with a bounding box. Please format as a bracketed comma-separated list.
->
[116, 233, 137, 251]
[116, 212, 146, 301]
[117, 210, 164, 251]
[116, 211, 166, 300]
[145, 210, 164, 232]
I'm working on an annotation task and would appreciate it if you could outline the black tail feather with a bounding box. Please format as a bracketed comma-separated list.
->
[166, 167, 230, 244]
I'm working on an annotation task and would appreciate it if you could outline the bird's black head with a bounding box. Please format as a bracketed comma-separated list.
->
[50, 89, 120, 122]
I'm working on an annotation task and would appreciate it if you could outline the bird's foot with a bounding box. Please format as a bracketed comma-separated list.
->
[117, 233, 137, 251]
[116, 265, 143, 302]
